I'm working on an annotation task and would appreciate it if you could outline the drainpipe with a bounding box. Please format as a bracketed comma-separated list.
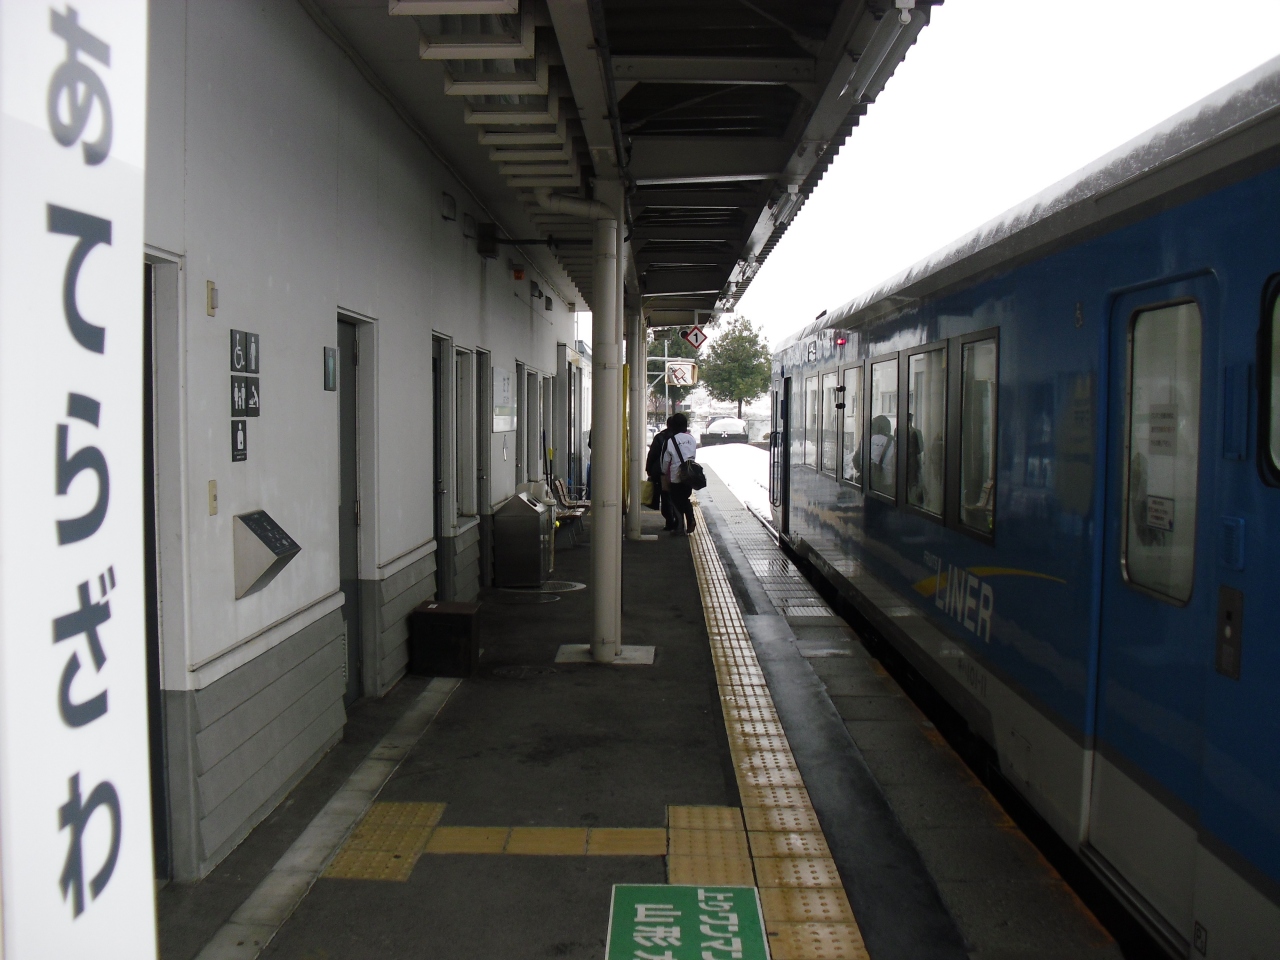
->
[625, 305, 645, 541]
[533, 187, 621, 662]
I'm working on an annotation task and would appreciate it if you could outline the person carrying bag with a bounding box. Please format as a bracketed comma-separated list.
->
[660, 413, 701, 535]
[645, 416, 677, 529]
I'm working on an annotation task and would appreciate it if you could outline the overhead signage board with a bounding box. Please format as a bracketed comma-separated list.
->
[605, 885, 769, 960]
[0, 2, 158, 956]
[666, 360, 698, 386]
[682, 325, 707, 350]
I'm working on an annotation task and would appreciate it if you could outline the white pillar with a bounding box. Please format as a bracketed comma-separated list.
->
[590, 214, 621, 662]
[529, 186, 622, 662]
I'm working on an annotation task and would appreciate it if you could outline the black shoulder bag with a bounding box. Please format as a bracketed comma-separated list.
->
[671, 435, 707, 490]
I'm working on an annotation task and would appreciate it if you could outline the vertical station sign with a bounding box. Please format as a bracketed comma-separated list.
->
[0, 2, 157, 957]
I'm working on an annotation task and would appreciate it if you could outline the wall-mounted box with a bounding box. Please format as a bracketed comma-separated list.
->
[233, 510, 300, 599]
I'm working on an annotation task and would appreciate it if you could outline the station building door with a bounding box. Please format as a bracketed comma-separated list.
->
[143, 262, 170, 880]
[1089, 275, 1218, 951]
[337, 319, 362, 708]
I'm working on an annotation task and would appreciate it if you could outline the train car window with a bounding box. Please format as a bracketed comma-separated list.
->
[907, 348, 946, 515]
[1270, 295, 1280, 471]
[1124, 302, 1201, 603]
[820, 371, 838, 473]
[869, 358, 898, 497]
[804, 376, 819, 466]
[960, 338, 997, 533]
[841, 365, 863, 485]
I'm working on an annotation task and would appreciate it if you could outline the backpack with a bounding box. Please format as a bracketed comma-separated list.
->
[671, 435, 706, 490]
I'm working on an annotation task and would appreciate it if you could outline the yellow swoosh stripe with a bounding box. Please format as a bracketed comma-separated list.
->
[912, 566, 1068, 596]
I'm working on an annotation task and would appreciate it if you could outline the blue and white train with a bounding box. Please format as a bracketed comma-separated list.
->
[770, 58, 1280, 959]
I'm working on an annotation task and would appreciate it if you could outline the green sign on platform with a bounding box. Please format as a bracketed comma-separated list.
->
[606, 885, 770, 960]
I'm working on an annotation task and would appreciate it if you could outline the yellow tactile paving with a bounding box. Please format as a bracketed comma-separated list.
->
[760, 887, 857, 924]
[749, 831, 832, 859]
[739, 766, 807, 788]
[423, 826, 511, 854]
[723, 704, 782, 723]
[686, 502, 869, 954]
[753, 857, 844, 889]
[667, 855, 757, 886]
[668, 828, 751, 859]
[744, 805, 823, 833]
[738, 783, 811, 808]
[734, 750, 801, 772]
[505, 827, 588, 855]
[718, 667, 767, 681]
[727, 720, 787, 738]
[765, 922, 871, 960]
[728, 733, 794, 753]
[323, 848, 419, 882]
[322, 801, 445, 881]
[341, 824, 434, 857]
[359, 801, 446, 829]
[667, 805, 745, 831]
[586, 828, 668, 856]
[722, 694, 776, 708]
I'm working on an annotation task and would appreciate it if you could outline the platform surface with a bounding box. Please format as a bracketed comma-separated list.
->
[157, 476, 1121, 960]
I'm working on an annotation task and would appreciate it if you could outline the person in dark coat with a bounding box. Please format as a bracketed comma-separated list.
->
[660, 413, 698, 536]
[646, 415, 677, 530]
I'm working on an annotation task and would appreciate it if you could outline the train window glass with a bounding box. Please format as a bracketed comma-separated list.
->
[1124, 303, 1201, 603]
[869, 358, 898, 497]
[804, 376, 818, 466]
[820, 371, 838, 473]
[907, 348, 946, 515]
[961, 339, 997, 533]
[1271, 297, 1280, 468]
[841, 365, 862, 485]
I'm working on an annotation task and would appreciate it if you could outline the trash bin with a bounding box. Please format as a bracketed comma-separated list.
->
[406, 600, 481, 677]
[493, 492, 552, 587]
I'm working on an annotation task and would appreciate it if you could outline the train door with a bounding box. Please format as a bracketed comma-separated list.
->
[771, 376, 791, 534]
[1088, 276, 1218, 951]
[769, 380, 780, 502]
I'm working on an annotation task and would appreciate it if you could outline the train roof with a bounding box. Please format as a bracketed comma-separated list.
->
[777, 55, 1280, 352]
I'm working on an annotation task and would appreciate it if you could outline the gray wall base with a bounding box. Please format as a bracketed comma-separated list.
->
[359, 551, 437, 698]
[163, 608, 347, 882]
[478, 514, 493, 588]
[439, 524, 481, 603]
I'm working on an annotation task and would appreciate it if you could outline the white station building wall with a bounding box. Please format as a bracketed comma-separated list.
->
[144, 0, 575, 878]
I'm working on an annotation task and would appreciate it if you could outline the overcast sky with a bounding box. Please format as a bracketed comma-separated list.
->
[731, 0, 1280, 349]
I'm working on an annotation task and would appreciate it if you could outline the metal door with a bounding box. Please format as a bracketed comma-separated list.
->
[142, 263, 170, 879]
[338, 320, 362, 707]
[1088, 276, 1218, 950]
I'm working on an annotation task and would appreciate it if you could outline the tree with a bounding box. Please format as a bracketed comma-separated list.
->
[648, 331, 700, 413]
[700, 316, 771, 418]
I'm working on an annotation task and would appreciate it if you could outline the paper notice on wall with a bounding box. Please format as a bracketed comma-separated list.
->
[493, 366, 517, 432]
[1146, 495, 1175, 531]
[1148, 403, 1177, 456]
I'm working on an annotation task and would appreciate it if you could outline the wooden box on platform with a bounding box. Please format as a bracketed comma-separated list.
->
[407, 600, 481, 677]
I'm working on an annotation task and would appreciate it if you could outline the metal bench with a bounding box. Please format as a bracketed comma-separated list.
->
[550, 477, 587, 545]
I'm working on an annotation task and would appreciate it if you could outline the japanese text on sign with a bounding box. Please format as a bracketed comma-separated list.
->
[0, 2, 158, 954]
[606, 885, 769, 960]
